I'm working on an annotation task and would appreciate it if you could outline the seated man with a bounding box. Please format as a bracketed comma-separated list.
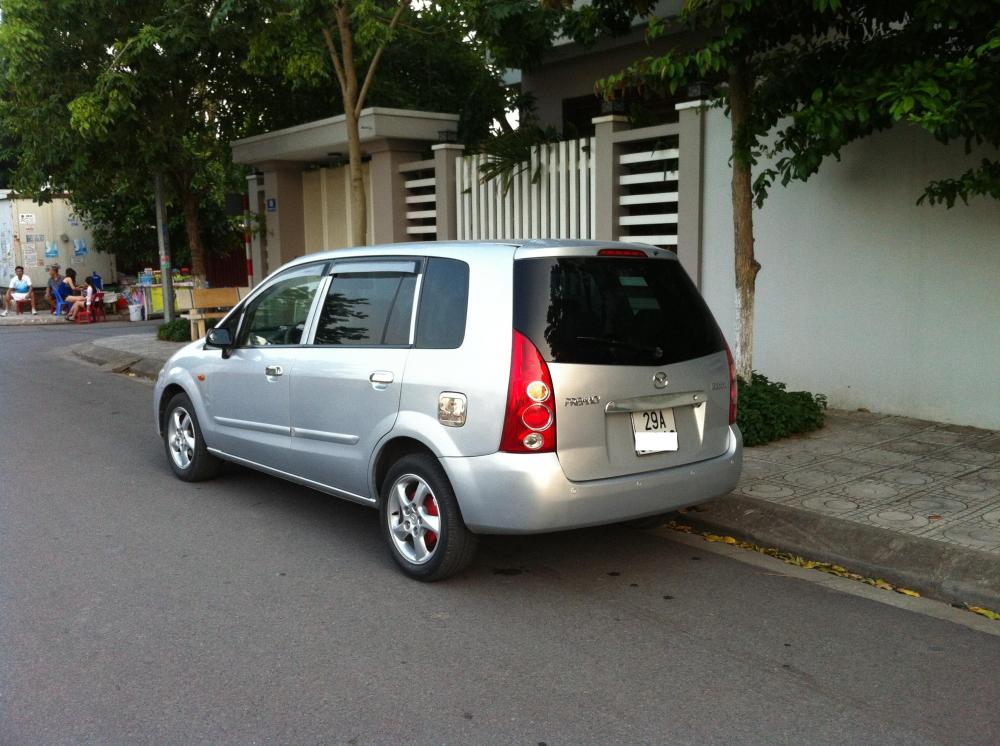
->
[44, 264, 64, 313]
[2, 266, 36, 316]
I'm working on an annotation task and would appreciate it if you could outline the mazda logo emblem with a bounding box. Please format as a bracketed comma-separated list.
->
[653, 372, 668, 389]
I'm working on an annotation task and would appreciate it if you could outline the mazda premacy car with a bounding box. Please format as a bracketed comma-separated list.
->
[154, 240, 742, 580]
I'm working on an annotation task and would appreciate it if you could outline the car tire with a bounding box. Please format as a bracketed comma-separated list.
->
[163, 392, 221, 482]
[379, 453, 478, 581]
[620, 513, 671, 529]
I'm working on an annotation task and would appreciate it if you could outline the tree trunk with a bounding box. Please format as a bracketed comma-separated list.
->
[181, 188, 207, 287]
[345, 105, 367, 243]
[729, 61, 760, 382]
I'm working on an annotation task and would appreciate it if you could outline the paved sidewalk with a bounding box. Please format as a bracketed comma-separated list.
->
[0, 311, 129, 325]
[739, 410, 1000, 554]
[683, 410, 1000, 608]
[72, 331, 184, 378]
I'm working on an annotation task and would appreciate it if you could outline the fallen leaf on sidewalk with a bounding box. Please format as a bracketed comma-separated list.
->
[928, 514, 942, 521]
[895, 588, 920, 598]
[967, 606, 1000, 621]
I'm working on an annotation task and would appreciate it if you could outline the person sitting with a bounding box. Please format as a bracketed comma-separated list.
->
[66, 277, 96, 321]
[44, 264, 64, 313]
[2, 265, 36, 316]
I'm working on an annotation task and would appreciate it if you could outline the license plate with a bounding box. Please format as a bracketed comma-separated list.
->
[631, 408, 678, 454]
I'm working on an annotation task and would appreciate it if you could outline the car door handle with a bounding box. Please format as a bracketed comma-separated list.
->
[369, 371, 394, 385]
[265, 365, 284, 377]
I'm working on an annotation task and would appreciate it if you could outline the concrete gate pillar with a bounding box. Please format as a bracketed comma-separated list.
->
[259, 161, 306, 273]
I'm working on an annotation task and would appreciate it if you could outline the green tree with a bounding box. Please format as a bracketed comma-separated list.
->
[0, 0, 262, 281]
[226, 0, 511, 244]
[598, 0, 1000, 379]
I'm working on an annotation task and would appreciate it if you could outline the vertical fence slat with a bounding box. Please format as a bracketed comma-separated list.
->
[566, 140, 580, 238]
[512, 168, 521, 238]
[579, 139, 589, 238]
[558, 140, 569, 238]
[538, 146, 548, 239]
[588, 137, 597, 238]
[523, 153, 533, 239]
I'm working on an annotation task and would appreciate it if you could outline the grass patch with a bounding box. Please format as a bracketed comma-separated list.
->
[157, 319, 191, 343]
[737, 372, 827, 446]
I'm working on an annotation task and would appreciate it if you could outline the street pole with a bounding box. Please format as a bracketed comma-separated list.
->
[154, 172, 174, 322]
[243, 193, 254, 288]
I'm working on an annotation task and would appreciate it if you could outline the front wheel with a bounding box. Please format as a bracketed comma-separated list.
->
[379, 453, 478, 581]
[163, 393, 221, 482]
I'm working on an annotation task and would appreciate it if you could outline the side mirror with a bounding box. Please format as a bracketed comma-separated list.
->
[205, 327, 233, 358]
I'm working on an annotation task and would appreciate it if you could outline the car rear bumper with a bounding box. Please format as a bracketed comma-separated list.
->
[441, 426, 742, 534]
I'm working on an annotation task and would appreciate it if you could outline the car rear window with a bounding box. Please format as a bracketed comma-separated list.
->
[513, 256, 725, 366]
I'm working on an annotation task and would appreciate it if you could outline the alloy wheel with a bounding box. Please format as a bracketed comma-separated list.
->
[167, 406, 197, 471]
[386, 473, 442, 565]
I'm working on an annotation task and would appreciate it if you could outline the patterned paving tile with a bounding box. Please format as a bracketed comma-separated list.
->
[941, 446, 1000, 467]
[777, 467, 847, 490]
[879, 439, 949, 457]
[846, 448, 920, 468]
[860, 423, 931, 441]
[911, 458, 979, 477]
[738, 409, 1000, 555]
[907, 429, 969, 447]
[733, 480, 813, 502]
[807, 457, 887, 479]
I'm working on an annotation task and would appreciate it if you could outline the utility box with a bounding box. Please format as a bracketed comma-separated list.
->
[0, 191, 116, 289]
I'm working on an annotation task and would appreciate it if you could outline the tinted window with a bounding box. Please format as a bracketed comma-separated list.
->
[239, 264, 326, 347]
[415, 258, 469, 349]
[513, 257, 724, 365]
[314, 272, 416, 346]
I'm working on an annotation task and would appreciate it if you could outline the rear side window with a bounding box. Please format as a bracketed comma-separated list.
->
[314, 272, 416, 346]
[415, 258, 469, 349]
[513, 257, 724, 366]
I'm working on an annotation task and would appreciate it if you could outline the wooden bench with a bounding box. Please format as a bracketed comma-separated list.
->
[177, 287, 249, 340]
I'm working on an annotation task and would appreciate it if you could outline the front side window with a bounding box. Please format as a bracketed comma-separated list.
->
[238, 263, 326, 347]
[313, 271, 416, 346]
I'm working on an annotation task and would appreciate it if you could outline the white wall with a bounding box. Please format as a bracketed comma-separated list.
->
[699, 109, 1000, 429]
[0, 197, 116, 289]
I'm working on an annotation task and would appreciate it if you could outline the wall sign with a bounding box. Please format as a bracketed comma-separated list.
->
[266, 198, 277, 212]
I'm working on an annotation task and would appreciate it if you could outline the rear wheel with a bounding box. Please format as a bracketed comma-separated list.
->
[379, 453, 478, 581]
[163, 393, 221, 482]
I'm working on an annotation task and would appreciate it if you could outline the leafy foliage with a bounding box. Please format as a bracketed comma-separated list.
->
[157, 319, 192, 343]
[598, 0, 1000, 208]
[737, 372, 827, 447]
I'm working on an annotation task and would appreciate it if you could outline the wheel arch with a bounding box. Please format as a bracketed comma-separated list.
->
[370, 436, 439, 500]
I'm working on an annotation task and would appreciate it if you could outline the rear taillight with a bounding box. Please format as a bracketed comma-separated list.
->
[725, 343, 738, 425]
[500, 331, 557, 453]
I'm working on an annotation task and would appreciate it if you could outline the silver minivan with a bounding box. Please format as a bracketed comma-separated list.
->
[154, 240, 742, 580]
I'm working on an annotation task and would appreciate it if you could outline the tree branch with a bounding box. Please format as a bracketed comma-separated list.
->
[354, 0, 408, 118]
[321, 26, 348, 93]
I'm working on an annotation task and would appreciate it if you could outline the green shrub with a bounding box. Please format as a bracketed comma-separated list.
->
[737, 372, 827, 447]
[157, 319, 191, 343]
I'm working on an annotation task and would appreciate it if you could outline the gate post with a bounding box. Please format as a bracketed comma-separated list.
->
[676, 100, 707, 287]
[432, 143, 465, 241]
[591, 115, 629, 242]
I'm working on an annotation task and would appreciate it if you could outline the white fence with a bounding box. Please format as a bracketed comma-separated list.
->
[455, 137, 596, 241]
[615, 136, 680, 247]
[401, 160, 437, 240]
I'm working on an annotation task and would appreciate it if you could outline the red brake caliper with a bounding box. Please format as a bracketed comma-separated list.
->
[423, 493, 439, 548]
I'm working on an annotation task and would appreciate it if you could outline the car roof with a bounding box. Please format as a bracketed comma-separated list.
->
[280, 239, 675, 272]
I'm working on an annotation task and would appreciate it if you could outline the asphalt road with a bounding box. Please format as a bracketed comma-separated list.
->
[2, 322, 998, 745]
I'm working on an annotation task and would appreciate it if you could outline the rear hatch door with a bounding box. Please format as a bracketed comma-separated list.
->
[513, 250, 732, 482]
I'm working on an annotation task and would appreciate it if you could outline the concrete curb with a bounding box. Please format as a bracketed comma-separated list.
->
[71, 341, 167, 380]
[673, 494, 1000, 611]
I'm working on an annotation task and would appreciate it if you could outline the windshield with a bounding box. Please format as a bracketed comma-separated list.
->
[513, 256, 725, 366]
